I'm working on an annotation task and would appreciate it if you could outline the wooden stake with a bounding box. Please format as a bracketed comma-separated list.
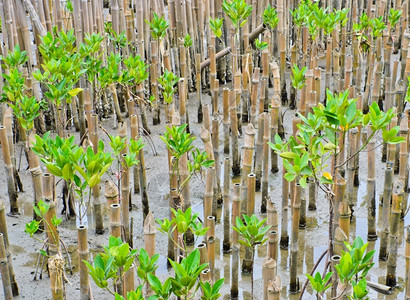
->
[223, 157, 231, 253]
[78, 225, 90, 300]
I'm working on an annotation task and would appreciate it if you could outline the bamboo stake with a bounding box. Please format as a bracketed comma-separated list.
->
[0, 126, 18, 214]
[43, 174, 59, 254]
[247, 173, 256, 216]
[380, 162, 393, 261]
[280, 163, 289, 249]
[110, 203, 122, 238]
[406, 226, 410, 299]
[223, 88, 230, 154]
[268, 229, 279, 263]
[263, 257, 277, 300]
[223, 157, 231, 253]
[254, 114, 264, 191]
[290, 183, 301, 293]
[231, 244, 239, 298]
[0, 199, 18, 296]
[206, 216, 216, 273]
[0, 233, 12, 300]
[204, 167, 214, 223]
[257, 111, 268, 209]
[267, 276, 281, 300]
[121, 154, 131, 245]
[386, 181, 404, 287]
[48, 254, 64, 300]
[270, 99, 279, 174]
[338, 202, 351, 242]
[367, 126, 377, 240]
[105, 180, 118, 206]
[130, 114, 140, 195]
[308, 177, 316, 211]
[229, 90, 240, 175]
[241, 124, 256, 218]
[78, 225, 90, 300]
[197, 243, 209, 266]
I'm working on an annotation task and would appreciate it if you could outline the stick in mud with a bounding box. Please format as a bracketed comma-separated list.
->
[380, 162, 393, 261]
[386, 181, 404, 287]
[78, 225, 90, 300]
[223, 157, 231, 253]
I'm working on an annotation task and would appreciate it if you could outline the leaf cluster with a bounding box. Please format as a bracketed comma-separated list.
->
[222, 0, 252, 30]
[145, 12, 169, 42]
[209, 17, 224, 39]
[269, 89, 403, 189]
[157, 69, 179, 104]
[290, 64, 307, 90]
[263, 5, 279, 30]
[232, 214, 270, 249]
[84, 236, 137, 289]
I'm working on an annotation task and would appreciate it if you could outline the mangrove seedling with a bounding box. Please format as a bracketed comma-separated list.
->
[233, 214, 270, 297]
[200, 278, 225, 300]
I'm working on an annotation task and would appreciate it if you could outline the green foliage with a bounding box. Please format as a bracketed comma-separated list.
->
[232, 214, 270, 249]
[306, 271, 333, 295]
[157, 69, 179, 104]
[32, 133, 113, 194]
[114, 285, 146, 300]
[254, 39, 268, 51]
[160, 124, 195, 160]
[79, 32, 104, 85]
[222, 0, 252, 30]
[388, 8, 402, 29]
[200, 278, 225, 300]
[136, 248, 159, 283]
[209, 17, 224, 39]
[350, 278, 369, 300]
[290, 64, 307, 90]
[99, 52, 122, 89]
[269, 88, 403, 189]
[156, 207, 209, 237]
[65, 0, 73, 12]
[187, 148, 215, 174]
[146, 12, 169, 42]
[370, 16, 386, 39]
[25, 220, 40, 237]
[1, 45, 44, 132]
[147, 274, 173, 300]
[35, 28, 85, 106]
[336, 237, 375, 285]
[168, 249, 208, 298]
[84, 236, 138, 290]
[183, 34, 193, 48]
[121, 138, 145, 169]
[121, 54, 149, 86]
[105, 23, 129, 49]
[263, 5, 279, 30]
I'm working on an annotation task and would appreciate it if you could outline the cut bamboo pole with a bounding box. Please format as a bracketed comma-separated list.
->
[48, 254, 64, 300]
[130, 114, 140, 195]
[110, 203, 122, 238]
[338, 202, 351, 242]
[380, 162, 393, 261]
[263, 257, 277, 300]
[308, 177, 316, 211]
[241, 124, 256, 218]
[231, 244, 239, 298]
[406, 226, 410, 299]
[267, 276, 281, 300]
[43, 174, 59, 254]
[268, 229, 279, 263]
[223, 157, 231, 253]
[367, 126, 377, 240]
[0, 233, 12, 300]
[204, 167, 214, 223]
[247, 173, 256, 216]
[229, 90, 240, 175]
[223, 88, 230, 154]
[280, 163, 289, 249]
[261, 112, 270, 212]
[386, 181, 404, 287]
[232, 183, 241, 246]
[78, 225, 90, 300]
[121, 154, 131, 245]
[290, 183, 301, 293]
[0, 126, 18, 214]
[254, 114, 264, 191]
[206, 216, 215, 272]
[0, 199, 18, 296]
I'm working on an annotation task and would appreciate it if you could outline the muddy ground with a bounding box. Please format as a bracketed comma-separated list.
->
[0, 81, 409, 300]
